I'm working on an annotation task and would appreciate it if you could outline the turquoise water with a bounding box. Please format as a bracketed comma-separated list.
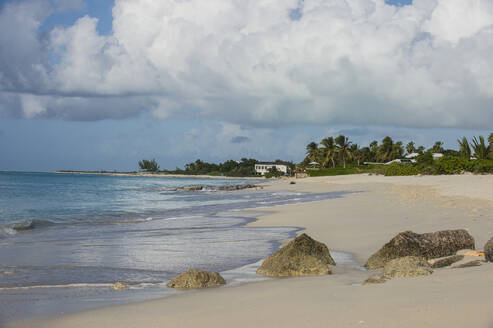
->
[0, 172, 348, 323]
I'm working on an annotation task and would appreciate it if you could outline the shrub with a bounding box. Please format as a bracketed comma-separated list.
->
[434, 156, 468, 174]
[384, 163, 420, 176]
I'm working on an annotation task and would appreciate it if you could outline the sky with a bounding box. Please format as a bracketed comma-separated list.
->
[0, 0, 492, 171]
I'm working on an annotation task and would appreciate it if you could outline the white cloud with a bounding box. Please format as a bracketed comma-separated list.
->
[1, 0, 493, 130]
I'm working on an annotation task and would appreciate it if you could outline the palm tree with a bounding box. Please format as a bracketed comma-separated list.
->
[377, 136, 393, 162]
[305, 142, 320, 163]
[335, 135, 352, 168]
[488, 133, 493, 156]
[320, 137, 336, 168]
[405, 141, 416, 155]
[431, 141, 444, 153]
[350, 144, 363, 166]
[457, 137, 471, 159]
[471, 136, 489, 159]
[392, 141, 404, 159]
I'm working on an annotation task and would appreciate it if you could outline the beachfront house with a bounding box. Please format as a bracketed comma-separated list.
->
[255, 162, 289, 176]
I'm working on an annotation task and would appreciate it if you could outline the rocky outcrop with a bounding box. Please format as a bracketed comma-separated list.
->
[256, 233, 335, 277]
[167, 269, 226, 289]
[382, 256, 433, 278]
[365, 229, 475, 269]
[485, 238, 493, 262]
[217, 184, 261, 191]
[182, 186, 203, 191]
[428, 255, 464, 268]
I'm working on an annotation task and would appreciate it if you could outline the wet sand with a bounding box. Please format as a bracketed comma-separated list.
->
[8, 174, 493, 328]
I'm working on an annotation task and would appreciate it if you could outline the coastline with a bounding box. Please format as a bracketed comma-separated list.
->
[55, 171, 264, 180]
[7, 174, 493, 328]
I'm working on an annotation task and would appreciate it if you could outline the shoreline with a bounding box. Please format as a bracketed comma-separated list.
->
[7, 174, 493, 328]
[55, 171, 265, 180]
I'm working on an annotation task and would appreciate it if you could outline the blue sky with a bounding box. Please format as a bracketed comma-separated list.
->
[1, 0, 492, 171]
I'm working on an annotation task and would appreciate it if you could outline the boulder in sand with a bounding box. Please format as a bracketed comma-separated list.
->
[382, 256, 433, 278]
[257, 233, 335, 277]
[365, 229, 475, 269]
[485, 238, 493, 262]
[167, 269, 226, 289]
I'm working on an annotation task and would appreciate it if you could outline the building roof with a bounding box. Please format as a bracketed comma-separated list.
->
[256, 162, 288, 165]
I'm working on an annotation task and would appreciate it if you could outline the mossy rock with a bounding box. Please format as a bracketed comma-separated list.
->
[485, 238, 493, 262]
[363, 276, 387, 285]
[366, 229, 475, 269]
[382, 256, 433, 278]
[256, 233, 335, 277]
[167, 269, 226, 289]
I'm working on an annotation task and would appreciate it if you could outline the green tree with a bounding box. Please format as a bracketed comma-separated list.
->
[488, 133, 493, 157]
[471, 136, 489, 160]
[138, 159, 159, 172]
[305, 142, 320, 163]
[405, 141, 416, 154]
[320, 137, 336, 168]
[377, 136, 393, 162]
[350, 144, 363, 166]
[265, 166, 282, 178]
[431, 141, 444, 153]
[392, 141, 404, 159]
[457, 137, 472, 159]
[335, 135, 352, 168]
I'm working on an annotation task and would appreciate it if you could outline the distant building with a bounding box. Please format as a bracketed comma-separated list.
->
[255, 162, 289, 176]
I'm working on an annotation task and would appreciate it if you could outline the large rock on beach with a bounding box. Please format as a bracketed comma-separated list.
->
[365, 229, 475, 269]
[256, 233, 335, 277]
[428, 255, 464, 268]
[382, 256, 433, 278]
[167, 269, 226, 289]
[485, 238, 493, 262]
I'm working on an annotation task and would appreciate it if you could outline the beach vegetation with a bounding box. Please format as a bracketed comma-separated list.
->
[138, 159, 159, 172]
[383, 163, 420, 176]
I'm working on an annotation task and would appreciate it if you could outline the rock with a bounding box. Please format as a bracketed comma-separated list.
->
[485, 238, 493, 262]
[428, 255, 464, 268]
[183, 186, 203, 191]
[451, 260, 483, 269]
[363, 276, 387, 285]
[365, 229, 475, 269]
[167, 269, 226, 289]
[290, 181, 296, 185]
[111, 282, 129, 291]
[457, 250, 485, 257]
[382, 256, 433, 278]
[218, 184, 260, 191]
[256, 233, 335, 277]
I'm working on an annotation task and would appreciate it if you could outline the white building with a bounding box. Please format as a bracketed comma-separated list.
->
[255, 162, 289, 176]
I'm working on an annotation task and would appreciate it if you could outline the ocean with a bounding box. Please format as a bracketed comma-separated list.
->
[0, 172, 348, 324]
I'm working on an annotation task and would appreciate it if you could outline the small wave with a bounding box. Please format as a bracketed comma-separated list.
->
[0, 219, 56, 235]
[0, 281, 165, 291]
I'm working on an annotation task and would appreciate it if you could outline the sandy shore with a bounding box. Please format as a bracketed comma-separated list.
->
[8, 174, 493, 328]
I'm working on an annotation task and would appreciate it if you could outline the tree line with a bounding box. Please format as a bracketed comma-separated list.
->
[302, 133, 493, 169]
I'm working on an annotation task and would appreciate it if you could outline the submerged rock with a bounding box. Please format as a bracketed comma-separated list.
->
[167, 269, 226, 289]
[428, 255, 464, 268]
[365, 229, 475, 269]
[111, 282, 130, 291]
[256, 233, 335, 277]
[382, 256, 433, 278]
[485, 238, 493, 262]
[182, 186, 203, 191]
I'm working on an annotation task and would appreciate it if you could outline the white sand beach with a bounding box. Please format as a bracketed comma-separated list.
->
[8, 174, 493, 328]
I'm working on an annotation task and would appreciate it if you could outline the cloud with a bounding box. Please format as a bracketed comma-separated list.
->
[230, 136, 251, 144]
[1, 0, 493, 130]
